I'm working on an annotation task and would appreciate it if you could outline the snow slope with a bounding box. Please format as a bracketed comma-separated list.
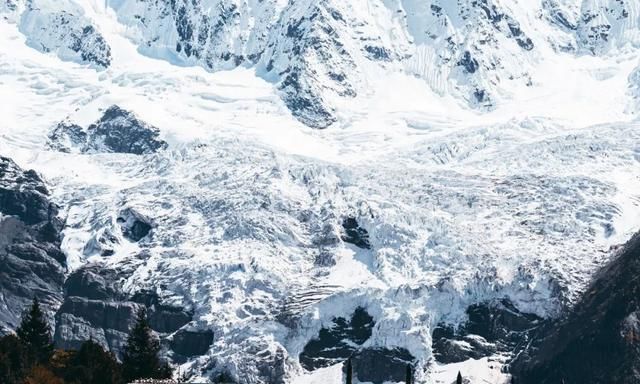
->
[2, 0, 640, 383]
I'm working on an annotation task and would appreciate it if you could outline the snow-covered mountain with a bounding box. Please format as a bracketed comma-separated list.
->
[2, 0, 640, 383]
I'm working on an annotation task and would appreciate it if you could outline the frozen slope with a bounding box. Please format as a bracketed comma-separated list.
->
[2, 1, 640, 383]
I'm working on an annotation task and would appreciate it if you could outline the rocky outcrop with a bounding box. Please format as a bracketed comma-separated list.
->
[48, 105, 167, 155]
[82, 228, 120, 257]
[47, 122, 87, 154]
[117, 208, 153, 242]
[341, 217, 371, 249]
[432, 298, 542, 364]
[170, 329, 214, 358]
[54, 265, 192, 358]
[510, 232, 640, 384]
[19, 0, 111, 68]
[348, 348, 414, 384]
[0, 156, 65, 333]
[299, 306, 374, 370]
[84, 106, 167, 155]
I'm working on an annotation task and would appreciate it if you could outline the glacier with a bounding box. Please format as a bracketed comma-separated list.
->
[2, 0, 640, 383]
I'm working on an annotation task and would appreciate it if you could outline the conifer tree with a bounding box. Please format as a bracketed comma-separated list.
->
[16, 298, 54, 364]
[0, 334, 29, 384]
[345, 358, 353, 384]
[405, 364, 412, 384]
[457, 371, 463, 384]
[122, 308, 171, 382]
[62, 340, 123, 384]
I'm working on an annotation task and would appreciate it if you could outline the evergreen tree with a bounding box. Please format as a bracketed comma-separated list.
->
[457, 371, 463, 384]
[0, 334, 29, 384]
[122, 308, 172, 382]
[345, 358, 353, 384]
[405, 364, 412, 384]
[60, 340, 123, 384]
[16, 298, 54, 365]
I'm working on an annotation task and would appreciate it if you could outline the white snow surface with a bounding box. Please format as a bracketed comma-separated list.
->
[2, 0, 640, 383]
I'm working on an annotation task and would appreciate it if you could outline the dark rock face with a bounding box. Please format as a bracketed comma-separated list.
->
[117, 208, 153, 242]
[349, 348, 414, 384]
[170, 329, 214, 357]
[511, 233, 640, 384]
[54, 265, 193, 358]
[47, 122, 87, 153]
[465, 298, 542, 344]
[47, 105, 168, 155]
[63, 265, 127, 301]
[299, 307, 374, 370]
[0, 156, 65, 332]
[341, 217, 371, 249]
[432, 298, 542, 364]
[54, 297, 139, 355]
[85, 106, 167, 155]
[458, 51, 479, 74]
[432, 325, 497, 364]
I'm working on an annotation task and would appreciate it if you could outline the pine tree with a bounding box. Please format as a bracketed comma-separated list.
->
[122, 308, 171, 382]
[0, 334, 29, 384]
[405, 364, 412, 384]
[457, 371, 463, 384]
[16, 298, 54, 365]
[61, 340, 123, 384]
[345, 358, 353, 384]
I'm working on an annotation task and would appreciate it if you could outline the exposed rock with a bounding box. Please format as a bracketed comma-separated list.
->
[511, 232, 640, 384]
[299, 306, 374, 370]
[47, 121, 86, 153]
[48, 105, 168, 155]
[341, 217, 371, 249]
[54, 297, 139, 355]
[464, 298, 543, 344]
[432, 298, 542, 364]
[83, 228, 120, 257]
[19, 0, 111, 68]
[348, 348, 415, 384]
[64, 264, 127, 301]
[170, 329, 214, 357]
[55, 265, 193, 358]
[148, 304, 192, 334]
[85, 106, 167, 155]
[117, 208, 153, 242]
[457, 51, 479, 74]
[0, 156, 65, 331]
[432, 325, 497, 364]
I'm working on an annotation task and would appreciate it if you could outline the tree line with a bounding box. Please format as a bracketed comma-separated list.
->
[0, 298, 173, 384]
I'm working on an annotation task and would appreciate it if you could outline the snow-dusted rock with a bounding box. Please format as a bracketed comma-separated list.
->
[4, 0, 640, 383]
[48, 105, 168, 155]
[18, 0, 111, 68]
